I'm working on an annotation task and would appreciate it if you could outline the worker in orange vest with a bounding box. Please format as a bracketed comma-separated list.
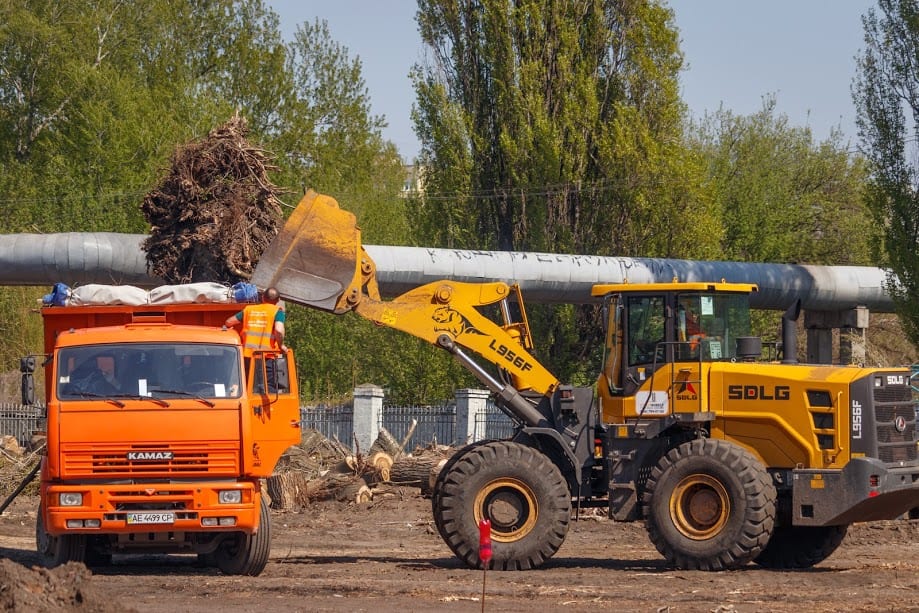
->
[224, 286, 287, 356]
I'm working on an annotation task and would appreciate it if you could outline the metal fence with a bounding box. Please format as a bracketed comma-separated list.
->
[0, 401, 516, 452]
[382, 404, 457, 451]
[300, 401, 516, 450]
[299, 402, 354, 447]
[0, 404, 46, 448]
[475, 401, 517, 441]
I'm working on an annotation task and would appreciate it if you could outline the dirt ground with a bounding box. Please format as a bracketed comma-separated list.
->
[1, 491, 918, 613]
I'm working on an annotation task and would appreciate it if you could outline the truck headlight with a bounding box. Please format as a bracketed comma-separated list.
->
[59, 492, 83, 506]
[218, 490, 242, 504]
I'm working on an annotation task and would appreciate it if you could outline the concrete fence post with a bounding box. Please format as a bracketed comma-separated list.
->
[352, 384, 383, 453]
[454, 388, 491, 445]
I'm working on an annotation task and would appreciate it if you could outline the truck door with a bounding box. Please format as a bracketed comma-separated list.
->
[245, 352, 301, 476]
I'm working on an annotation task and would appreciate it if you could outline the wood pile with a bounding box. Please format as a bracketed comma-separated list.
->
[267, 427, 454, 510]
[141, 114, 285, 284]
[0, 436, 43, 501]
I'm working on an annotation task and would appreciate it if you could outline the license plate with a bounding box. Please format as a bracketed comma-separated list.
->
[126, 512, 175, 525]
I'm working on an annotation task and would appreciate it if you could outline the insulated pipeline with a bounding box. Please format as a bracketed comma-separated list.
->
[0, 233, 896, 312]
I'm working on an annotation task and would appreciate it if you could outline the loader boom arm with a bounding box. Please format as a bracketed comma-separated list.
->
[252, 191, 560, 423]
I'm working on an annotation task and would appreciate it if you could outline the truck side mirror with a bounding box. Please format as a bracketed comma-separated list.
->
[20, 356, 36, 405]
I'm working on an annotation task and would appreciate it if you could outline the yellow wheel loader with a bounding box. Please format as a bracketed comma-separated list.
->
[254, 191, 919, 571]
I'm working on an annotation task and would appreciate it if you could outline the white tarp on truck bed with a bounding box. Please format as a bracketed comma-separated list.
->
[46, 282, 258, 306]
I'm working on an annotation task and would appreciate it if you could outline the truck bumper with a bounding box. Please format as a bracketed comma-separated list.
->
[41, 480, 261, 536]
[792, 457, 919, 526]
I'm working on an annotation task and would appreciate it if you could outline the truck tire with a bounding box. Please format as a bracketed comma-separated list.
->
[215, 495, 272, 576]
[35, 505, 87, 567]
[644, 438, 776, 570]
[433, 440, 571, 570]
[754, 525, 848, 569]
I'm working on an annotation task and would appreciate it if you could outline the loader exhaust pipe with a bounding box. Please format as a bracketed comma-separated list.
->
[781, 299, 802, 364]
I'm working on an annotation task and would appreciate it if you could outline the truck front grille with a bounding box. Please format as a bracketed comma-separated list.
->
[61, 443, 240, 477]
[874, 385, 917, 464]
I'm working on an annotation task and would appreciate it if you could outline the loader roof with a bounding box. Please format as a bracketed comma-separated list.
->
[590, 280, 758, 297]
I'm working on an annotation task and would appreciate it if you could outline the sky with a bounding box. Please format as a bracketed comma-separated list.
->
[267, 0, 876, 163]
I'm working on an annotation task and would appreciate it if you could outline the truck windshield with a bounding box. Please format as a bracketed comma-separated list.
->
[57, 343, 242, 401]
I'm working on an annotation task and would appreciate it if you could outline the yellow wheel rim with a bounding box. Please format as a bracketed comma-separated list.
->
[473, 478, 538, 543]
[669, 473, 730, 540]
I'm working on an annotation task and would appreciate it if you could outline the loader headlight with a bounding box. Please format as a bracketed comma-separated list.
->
[218, 490, 242, 504]
[59, 492, 83, 506]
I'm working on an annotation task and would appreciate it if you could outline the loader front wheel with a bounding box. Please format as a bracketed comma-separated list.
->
[644, 438, 776, 570]
[433, 441, 570, 570]
[431, 440, 493, 545]
[754, 524, 848, 569]
[214, 495, 272, 576]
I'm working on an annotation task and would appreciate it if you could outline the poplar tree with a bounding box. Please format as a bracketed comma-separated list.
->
[853, 0, 919, 346]
[412, 0, 715, 381]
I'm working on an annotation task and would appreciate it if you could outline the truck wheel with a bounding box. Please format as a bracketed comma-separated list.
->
[754, 525, 848, 569]
[644, 438, 776, 570]
[215, 495, 272, 576]
[35, 505, 86, 566]
[433, 440, 571, 570]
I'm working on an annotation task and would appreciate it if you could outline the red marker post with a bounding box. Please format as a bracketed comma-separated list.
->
[479, 519, 491, 612]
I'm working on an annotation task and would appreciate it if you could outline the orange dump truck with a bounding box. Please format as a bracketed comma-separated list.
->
[21, 283, 301, 576]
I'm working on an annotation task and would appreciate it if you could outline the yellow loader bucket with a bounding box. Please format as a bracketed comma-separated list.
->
[252, 191, 375, 313]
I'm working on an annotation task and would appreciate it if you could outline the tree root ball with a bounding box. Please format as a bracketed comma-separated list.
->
[142, 115, 285, 284]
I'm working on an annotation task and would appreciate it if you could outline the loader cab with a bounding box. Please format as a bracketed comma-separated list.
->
[594, 281, 757, 405]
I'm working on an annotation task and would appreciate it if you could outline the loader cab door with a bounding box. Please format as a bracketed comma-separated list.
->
[599, 292, 671, 400]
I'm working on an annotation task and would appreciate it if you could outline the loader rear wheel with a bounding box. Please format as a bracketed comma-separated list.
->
[433, 441, 570, 570]
[644, 438, 776, 570]
[214, 495, 272, 576]
[754, 524, 848, 569]
[35, 504, 87, 567]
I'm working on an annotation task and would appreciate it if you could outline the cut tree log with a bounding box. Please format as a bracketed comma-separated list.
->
[266, 471, 320, 510]
[339, 478, 373, 504]
[369, 426, 404, 458]
[425, 458, 449, 497]
[368, 451, 394, 483]
[391, 455, 444, 489]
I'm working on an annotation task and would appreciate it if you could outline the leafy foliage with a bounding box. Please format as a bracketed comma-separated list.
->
[691, 98, 876, 267]
[853, 0, 919, 347]
[411, 0, 718, 382]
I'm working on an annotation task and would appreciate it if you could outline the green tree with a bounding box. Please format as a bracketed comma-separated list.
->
[691, 98, 876, 266]
[0, 3, 429, 401]
[0, 0, 291, 234]
[853, 0, 919, 346]
[262, 19, 452, 403]
[412, 0, 715, 382]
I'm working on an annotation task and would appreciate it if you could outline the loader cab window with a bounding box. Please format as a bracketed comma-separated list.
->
[674, 293, 751, 361]
[627, 295, 666, 366]
[601, 295, 624, 393]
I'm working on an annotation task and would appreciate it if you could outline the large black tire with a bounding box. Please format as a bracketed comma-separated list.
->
[215, 495, 272, 576]
[644, 438, 776, 571]
[35, 504, 87, 567]
[431, 440, 494, 545]
[433, 440, 571, 570]
[754, 524, 848, 569]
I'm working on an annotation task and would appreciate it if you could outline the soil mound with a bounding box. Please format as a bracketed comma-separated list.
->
[0, 559, 132, 612]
